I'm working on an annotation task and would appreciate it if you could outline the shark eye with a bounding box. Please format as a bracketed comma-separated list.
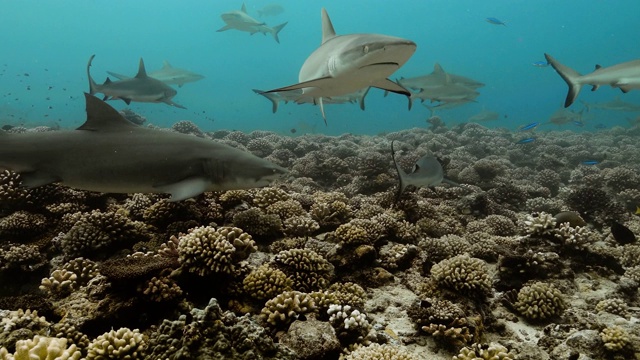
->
[363, 45, 369, 54]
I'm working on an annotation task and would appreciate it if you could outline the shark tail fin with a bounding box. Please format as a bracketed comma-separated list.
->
[253, 89, 280, 113]
[271, 22, 288, 44]
[544, 53, 583, 107]
[317, 97, 327, 126]
[423, 104, 435, 117]
[391, 140, 407, 202]
[87, 54, 100, 95]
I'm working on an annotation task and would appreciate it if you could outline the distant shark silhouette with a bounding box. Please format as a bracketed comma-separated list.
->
[0, 94, 288, 201]
[107, 61, 204, 88]
[217, 3, 288, 43]
[262, 8, 416, 123]
[87, 55, 186, 109]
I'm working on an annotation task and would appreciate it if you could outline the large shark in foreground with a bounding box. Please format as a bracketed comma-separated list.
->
[217, 3, 288, 43]
[107, 61, 205, 88]
[262, 8, 416, 123]
[88, 55, 186, 109]
[0, 94, 288, 201]
[545, 53, 640, 107]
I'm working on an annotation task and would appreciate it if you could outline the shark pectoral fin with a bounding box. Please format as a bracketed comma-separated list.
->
[122, 98, 132, 105]
[317, 97, 327, 126]
[370, 78, 410, 96]
[165, 100, 187, 109]
[217, 25, 232, 32]
[156, 177, 209, 202]
[265, 76, 333, 93]
[19, 172, 60, 188]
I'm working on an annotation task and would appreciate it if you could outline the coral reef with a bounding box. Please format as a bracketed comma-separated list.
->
[2, 125, 640, 359]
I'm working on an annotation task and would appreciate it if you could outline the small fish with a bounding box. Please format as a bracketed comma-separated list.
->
[485, 17, 506, 26]
[516, 137, 536, 144]
[581, 160, 599, 165]
[532, 61, 549, 67]
[518, 122, 539, 131]
[594, 123, 607, 129]
[572, 120, 584, 127]
[610, 221, 636, 245]
[289, 128, 297, 134]
[635, 205, 640, 215]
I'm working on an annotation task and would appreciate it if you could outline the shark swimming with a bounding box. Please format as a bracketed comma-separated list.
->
[88, 55, 187, 109]
[262, 8, 416, 123]
[107, 61, 205, 88]
[0, 94, 288, 201]
[545, 53, 640, 107]
[253, 87, 370, 113]
[391, 141, 455, 201]
[217, 3, 288, 43]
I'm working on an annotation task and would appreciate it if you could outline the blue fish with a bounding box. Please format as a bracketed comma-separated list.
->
[532, 61, 549, 67]
[573, 120, 584, 127]
[516, 137, 536, 144]
[581, 160, 599, 165]
[594, 123, 607, 129]
[518, 122, 540, 131]
[486, 17, 506, 26]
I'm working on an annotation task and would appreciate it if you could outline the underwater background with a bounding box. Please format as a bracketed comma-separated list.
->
[1, 0, 639, 135]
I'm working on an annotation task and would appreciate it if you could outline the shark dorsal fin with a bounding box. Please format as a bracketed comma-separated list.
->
[433, 63, 445, 74]
[595, 64, 602, 70]
[321, 8, 337, 44]
[162, 60, 172, 69]
[78, 93, 138, 131]
[135, 58, 148, 79]
[241, 3, 247, 13]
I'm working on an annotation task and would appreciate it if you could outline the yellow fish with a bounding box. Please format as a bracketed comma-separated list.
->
[635, 205, 640, 215]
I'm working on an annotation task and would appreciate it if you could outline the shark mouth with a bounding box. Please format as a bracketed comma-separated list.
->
[359, 62, 400, 69]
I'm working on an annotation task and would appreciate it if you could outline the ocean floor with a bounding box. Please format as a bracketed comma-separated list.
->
[1, 120, 640, 360]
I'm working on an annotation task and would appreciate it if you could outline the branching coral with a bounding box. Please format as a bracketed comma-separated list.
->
[274, 248, 333, 292]
[260, 291, 316, 327]
[453, 342, 517, 360]
[243, 264, 293, 301]
[430, 255, 492, 296]
[1, 335, 82, 360]
[177, 226, 256, 276]
[342, 343, 414, 360]
[86, 328, 147, 359]
[514, 281, 566, 321]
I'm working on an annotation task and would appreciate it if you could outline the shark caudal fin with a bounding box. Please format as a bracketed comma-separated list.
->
[271, 22, 288, 43]
[87, 54, 100, 95]
[545, 53, 583, 107]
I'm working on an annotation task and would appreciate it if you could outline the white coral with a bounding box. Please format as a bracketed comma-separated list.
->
[523, 212, 556, 235]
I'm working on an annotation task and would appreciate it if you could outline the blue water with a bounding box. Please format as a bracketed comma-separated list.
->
[1, 0, 639, 135]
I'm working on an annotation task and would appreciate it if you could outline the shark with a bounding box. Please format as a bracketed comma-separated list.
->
[88, 55, 186, 109]
[217, 3, 288, 43]
[253, 87, 370, 113]
[544, 53, 640, 107]
[106, 61, 205, 88]
[391, 141, 456, 200]
[580, 97, 640, 112]
[0, 94, 288, 201]
[262, 8, 416, 123]
[406, 73, 480, 109]
[397, 63, 485, 91]
[468, 108, 500, 122]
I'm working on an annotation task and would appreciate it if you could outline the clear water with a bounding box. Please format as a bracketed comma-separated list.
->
[1, 0, 639, 135]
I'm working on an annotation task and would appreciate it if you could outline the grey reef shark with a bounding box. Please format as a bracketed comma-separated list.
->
[87, 55, 187, 109]
[0, 94, 288, 201]
[545, 53, 640, 107]
[261, 8, 416, 124]
[391, 141, 457, 201]
[106, 60, 205, 88]
[252, 87, 370, 113]
[217, 3, 288, 43]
